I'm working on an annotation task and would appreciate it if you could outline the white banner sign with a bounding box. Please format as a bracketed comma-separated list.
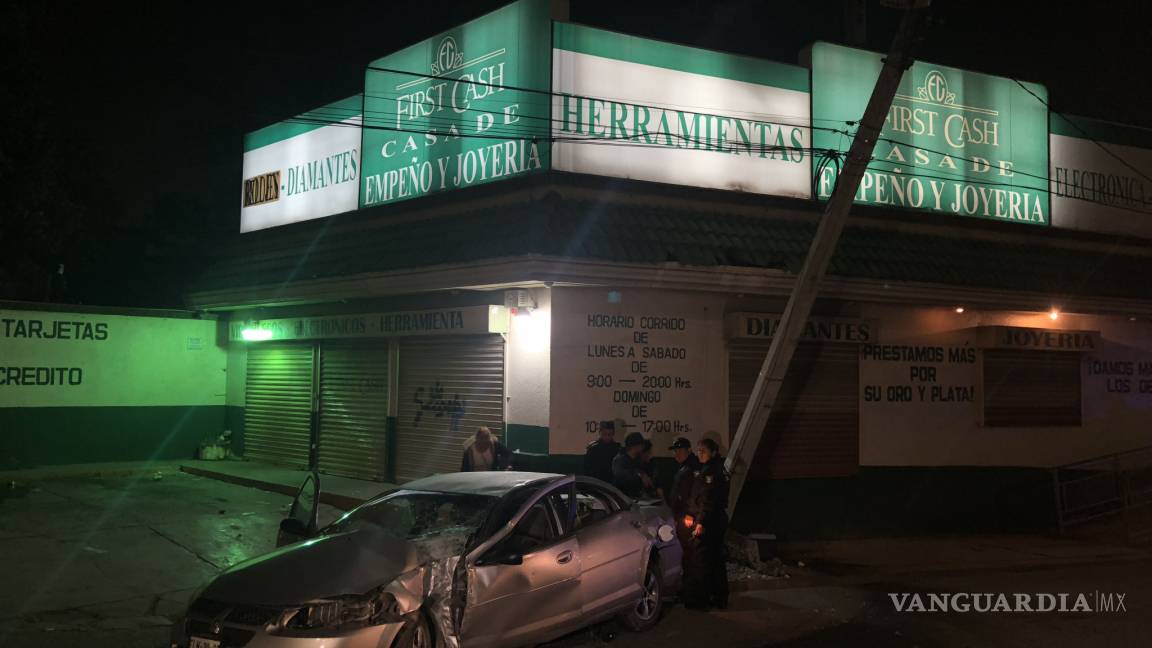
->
[1050, 133, 1152, 238]
[551, 23, 811, 199]
[240, 97, 362, 233]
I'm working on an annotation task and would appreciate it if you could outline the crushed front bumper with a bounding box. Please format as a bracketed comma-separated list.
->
[171, 616, 406, 648]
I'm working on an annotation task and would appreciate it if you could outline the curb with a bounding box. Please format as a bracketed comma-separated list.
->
[179, 465, 368, 511]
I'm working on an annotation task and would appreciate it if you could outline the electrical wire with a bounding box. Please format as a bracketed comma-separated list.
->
[1012, 79, 1152, 186]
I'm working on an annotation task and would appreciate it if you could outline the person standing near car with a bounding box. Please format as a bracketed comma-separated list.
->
[583, 420, 619, 483]
[667, 436, 699, 603]
[612, 432, 652, 498]
[460, 426, 512, 471]
[683, 437, 730, 609]
[667, 437, 699, 513]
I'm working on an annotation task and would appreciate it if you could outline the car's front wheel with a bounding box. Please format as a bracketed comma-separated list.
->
[393, 611, 434, 648]
[619, 560, 663, 631]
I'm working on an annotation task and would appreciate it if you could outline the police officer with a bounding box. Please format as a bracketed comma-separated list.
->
[667, 437, 699, 516]
[683, 437, 730, 609]
[583, 420, 619, 484]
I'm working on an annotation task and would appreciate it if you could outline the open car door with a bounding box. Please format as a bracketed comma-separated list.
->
[276, 471, 320, 547]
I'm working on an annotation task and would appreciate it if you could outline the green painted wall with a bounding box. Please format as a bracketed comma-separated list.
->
[2, 308, 228, 468]
[505, 423, 548, 454]
[0, 405, 227, 469]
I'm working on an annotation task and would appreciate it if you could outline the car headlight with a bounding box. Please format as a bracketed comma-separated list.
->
[272, 587, 405, 636]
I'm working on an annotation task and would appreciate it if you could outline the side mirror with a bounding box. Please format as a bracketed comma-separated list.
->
[277, 472, 320, 547]
[277, 517, 310, 546]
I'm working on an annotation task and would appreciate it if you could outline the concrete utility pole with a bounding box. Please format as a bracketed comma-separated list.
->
[725, 2, 929, 512]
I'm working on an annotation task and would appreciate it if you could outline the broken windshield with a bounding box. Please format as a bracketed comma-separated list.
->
[325, 491, 496, 541]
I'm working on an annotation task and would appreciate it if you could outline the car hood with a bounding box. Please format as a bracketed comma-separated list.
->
[202, 526, 425, 605]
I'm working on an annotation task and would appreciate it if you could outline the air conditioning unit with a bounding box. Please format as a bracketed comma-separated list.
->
[504, 289, 535, 311]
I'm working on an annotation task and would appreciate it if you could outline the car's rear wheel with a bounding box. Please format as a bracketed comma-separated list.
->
[619, 560, 663, 631]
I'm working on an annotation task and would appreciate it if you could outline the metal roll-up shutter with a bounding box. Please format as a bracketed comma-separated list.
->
[984, 350, 1081, 427]
[244, 343, 314, 468]
[395, 335, 505, 483]
[317, 341, 391, 480]
[729, 340, 859, 479]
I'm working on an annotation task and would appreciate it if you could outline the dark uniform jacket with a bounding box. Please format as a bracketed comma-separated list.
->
[686, 456, 730, 529]
[669, 454, 701, 518]
[583, 439, 620, 484]
[611, 451, 646, 498]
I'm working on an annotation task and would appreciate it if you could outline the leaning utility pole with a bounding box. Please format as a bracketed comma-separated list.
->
[725, 2, 929, 511]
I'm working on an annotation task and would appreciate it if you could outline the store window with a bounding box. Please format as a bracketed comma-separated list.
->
[984, 350, 1082, 427]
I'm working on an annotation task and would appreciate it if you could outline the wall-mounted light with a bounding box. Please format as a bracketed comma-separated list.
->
[954, 306, 965, 314]
[241, 326, 272, 341]
[1049, 309, 1060, 322]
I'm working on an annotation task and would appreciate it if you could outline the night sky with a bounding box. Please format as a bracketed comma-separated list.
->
[3, 0, 1150, 307]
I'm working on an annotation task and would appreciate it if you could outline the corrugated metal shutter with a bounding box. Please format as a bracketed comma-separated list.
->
[395, 335, 505, 483]
[317, 341, 391, 480]
[729, 340, 859, 479]
[984, 350, 1081, 427]
[244, 343, 314, 468]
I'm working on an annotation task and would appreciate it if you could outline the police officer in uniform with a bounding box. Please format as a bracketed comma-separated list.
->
[583, 420, 619, 484]
[666, 437, 699, 604]
[683, 437, 730, 609]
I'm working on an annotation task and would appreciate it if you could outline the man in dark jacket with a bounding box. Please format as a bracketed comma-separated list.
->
[611, 432, 652, 498]
[583, 420, 619, 483]
[682, 437, 730, 609]
[460, 427, 512, 471]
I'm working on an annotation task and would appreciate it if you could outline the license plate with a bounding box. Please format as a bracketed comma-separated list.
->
[190, 637, 221, 648]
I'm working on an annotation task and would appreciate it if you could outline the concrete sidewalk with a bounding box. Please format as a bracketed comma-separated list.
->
[777, 534, 1150, 580]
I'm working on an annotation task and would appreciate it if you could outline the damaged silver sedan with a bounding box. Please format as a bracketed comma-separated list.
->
[172, 471, 681, 648]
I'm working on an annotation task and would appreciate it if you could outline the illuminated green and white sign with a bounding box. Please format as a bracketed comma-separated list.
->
[811, 43, 1049, 225]
[360, 0, 551, 208]
[552, 23, 811, 198]
[241, 96, 362, 232]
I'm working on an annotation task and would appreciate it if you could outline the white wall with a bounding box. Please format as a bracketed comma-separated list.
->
[0, 309, 226, 408]
[549, 287, 728, 455]
[859, 304, 1152, 467]
[505, 287, 552, 431]
[225, 339, 247, 408]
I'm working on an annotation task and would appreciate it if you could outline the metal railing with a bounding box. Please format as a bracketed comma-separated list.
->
[1053, 445, 1152, 544]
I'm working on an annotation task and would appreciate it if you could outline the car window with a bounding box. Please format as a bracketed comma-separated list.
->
[546, 483, 576, 536]
[573, 483, 619, 530]
[505, 500, 557, 555]
[480, 483, 543, 540]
